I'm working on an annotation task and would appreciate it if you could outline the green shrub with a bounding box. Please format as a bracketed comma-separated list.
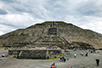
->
[5, 45, 13, 47]
[0, 46, 4, 48]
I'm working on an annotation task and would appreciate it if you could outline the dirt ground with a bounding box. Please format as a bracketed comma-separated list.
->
[0, 48, 102, 68]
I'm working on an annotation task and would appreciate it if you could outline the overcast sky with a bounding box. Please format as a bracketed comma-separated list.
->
[0, 0, 102, 35]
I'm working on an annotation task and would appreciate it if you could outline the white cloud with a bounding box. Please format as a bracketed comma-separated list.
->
[0, 31, 4, 36]
[0, 24, 16, 35]
[79, 17, 102, 34]
[0, 13, 35, 27]
[0, 0, 102, 35]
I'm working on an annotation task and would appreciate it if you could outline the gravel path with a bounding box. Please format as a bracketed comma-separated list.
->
[0, 48, 102, 68]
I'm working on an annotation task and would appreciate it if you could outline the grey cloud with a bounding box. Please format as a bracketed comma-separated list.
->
[0, 23, 19, 28]
[0, 23, 16, 33]
[77, 6, 99, 16]
[1, 0, 16, 3]
[1, 0, 31, 13]
[1, 0, 46, 17]
[0, 0, 102, 35]
[1, 0, 102, 17]
[76, 0, 102, 17]
[11, 4, 29, 12]
[0, 9, 8, 14]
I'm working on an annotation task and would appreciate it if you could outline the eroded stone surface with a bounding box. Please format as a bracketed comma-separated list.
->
[8, 49, 61, 59]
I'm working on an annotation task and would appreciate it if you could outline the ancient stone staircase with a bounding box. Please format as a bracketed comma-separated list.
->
[33, 36, 69, 48]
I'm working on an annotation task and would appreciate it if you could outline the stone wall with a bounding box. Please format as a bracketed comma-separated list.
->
[8, 49, 61, 59]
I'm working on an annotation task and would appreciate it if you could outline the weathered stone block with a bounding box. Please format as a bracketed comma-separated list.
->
[8, 49, 61, 59]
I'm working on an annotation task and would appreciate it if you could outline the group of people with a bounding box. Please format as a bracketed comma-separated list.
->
[4, 47, 8, 50]
[74, 52, 88, 58]
[80, 52, 88, 57]
[60, 55, 66, 62]
[50, 49, 100, 68]
[74, 51, 100, 66]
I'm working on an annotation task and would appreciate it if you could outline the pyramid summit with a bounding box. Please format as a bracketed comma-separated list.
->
[0, 21, 102, 49]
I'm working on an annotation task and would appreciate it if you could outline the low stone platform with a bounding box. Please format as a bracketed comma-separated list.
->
[8, 49, 61, 59]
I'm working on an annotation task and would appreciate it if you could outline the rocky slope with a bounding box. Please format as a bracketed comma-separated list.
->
[0, 21, 102, 49]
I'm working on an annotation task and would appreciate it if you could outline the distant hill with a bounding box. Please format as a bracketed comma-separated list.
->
[0, 21, 102, 49]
